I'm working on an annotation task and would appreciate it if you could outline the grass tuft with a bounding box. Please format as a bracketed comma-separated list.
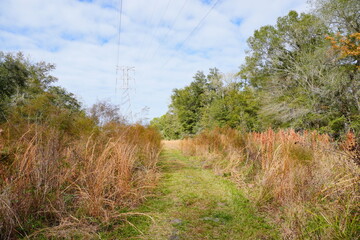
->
[0, 122, 162, 239]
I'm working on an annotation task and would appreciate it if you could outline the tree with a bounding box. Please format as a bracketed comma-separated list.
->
[312, 0, 360, 133]
[0, 52, 29, 119]
[89, 100, 124, 126]
[0, 52, 96, 135]
[154, 69, 261, 138]
[150, 110, 182, 139]
[311, 0, 360, 34]
[154, 2, 359, 137]
[48, 86, 82, 112]
[200, 83, 260, 131]
[0, 52, 29, 99]
[240, 9, 360, 134]
[171, 68, 220, 134]
[240, 11, 329, 89]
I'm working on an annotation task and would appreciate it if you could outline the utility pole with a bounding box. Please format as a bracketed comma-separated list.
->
[116, 65, 135, 120]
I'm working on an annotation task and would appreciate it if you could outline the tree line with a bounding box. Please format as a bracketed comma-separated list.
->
[151, 0, 360, 139]
[0, 51, 131, 132]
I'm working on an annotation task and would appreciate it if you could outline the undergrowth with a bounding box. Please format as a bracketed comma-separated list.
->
[0, 121, 161, 239]
[180, 128, 360, 239]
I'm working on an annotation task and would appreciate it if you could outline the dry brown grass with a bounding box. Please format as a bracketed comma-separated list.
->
[162, 140, 182, 150]
[180, 128, 360, 239]
[0, 122, 161, 239]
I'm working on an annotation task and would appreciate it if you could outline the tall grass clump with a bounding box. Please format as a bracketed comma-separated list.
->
[181, 128, 359, 239]
[0, 120, 161, 239]
[0, 53, 162, 239]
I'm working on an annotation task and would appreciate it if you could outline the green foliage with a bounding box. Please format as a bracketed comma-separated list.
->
[152, 69, 261, 139]
[201, 86, 259, 131]
[151, 112, 182, 139]
[239, 8, 359, 136]
[312, 0, 360, 34]
[0, 52, 28, 99]
[48, 86, 82, 112]
[0, 51, 85, 130]
[0, 52, 29, 119]
[153, 1, 359, 138]
[171, 70, 217, 135]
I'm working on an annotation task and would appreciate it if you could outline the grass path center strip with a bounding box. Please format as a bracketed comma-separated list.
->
[101, 149, 279, 240]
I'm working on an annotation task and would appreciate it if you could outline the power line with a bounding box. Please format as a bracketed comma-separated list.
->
[135, 0, 161, 60]
[150, 0, 190, 59]
[162, 0, 221, 67]
[116, 0, 123, 68]
[114, 0, 135, 121]
[115, 0, 123, 94]
[142, 0, 173, 60]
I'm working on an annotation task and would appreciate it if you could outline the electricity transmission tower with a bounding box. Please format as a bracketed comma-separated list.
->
[116, 66, 135, 120]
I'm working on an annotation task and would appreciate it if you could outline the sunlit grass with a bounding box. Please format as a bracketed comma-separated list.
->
[180, 128, 360, 239]
[0, 122, 162, 239]
[125, 149, 280, 240]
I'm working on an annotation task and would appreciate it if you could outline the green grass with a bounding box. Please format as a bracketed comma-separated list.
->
[99, 149, 279, 239]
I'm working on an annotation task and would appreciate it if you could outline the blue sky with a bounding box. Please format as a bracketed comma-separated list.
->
[0, 0, 308, 121]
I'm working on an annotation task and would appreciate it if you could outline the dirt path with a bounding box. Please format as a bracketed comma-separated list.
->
[101, 149, 279, 239]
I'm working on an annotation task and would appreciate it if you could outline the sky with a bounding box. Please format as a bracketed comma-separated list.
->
[0, 0, 309, 122]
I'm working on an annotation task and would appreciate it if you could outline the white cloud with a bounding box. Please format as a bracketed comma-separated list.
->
[0, 0, 308, 120]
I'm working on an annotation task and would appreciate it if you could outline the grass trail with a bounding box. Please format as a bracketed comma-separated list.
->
[101, 149, 279, 239]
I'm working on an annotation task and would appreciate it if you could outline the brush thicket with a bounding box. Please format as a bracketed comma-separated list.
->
[0, 122, 161, 239]
[181, 128, 359, 239]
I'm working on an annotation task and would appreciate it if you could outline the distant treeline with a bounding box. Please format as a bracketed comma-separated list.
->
[151, 0, 360, 139]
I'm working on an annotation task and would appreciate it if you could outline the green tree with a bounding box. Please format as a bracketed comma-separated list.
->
[0, 52, 96, 135]
[239, 10, 360, 135]
[0, 52, 29, 119]
[312, 0, 360, 34]
[171, 70, 210, 135]
[155, 69, 261, 138]
[0, 52, 29, 99]
[200, 82, 260, 131]
[240, 11, 329, 89]
[150, 110, 182, 139]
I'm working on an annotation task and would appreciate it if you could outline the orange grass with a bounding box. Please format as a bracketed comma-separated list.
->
[0, 123, 161, 239]
[162, 140, 182, 150]
[180, 128, 360, 238]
